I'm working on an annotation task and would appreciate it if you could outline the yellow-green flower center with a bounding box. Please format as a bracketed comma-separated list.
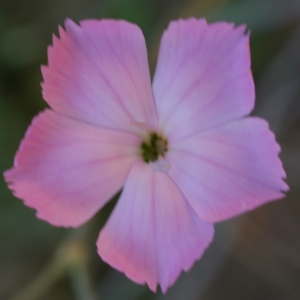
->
[140, 133, 168, 163]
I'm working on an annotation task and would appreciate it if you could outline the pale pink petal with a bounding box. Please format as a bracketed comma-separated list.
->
[152, 18, 254, 143]
[97, 160, 214, 293]
[167, 117, 289, 223]
[42, 19, 157, 132]
[4, 110, 140, 227]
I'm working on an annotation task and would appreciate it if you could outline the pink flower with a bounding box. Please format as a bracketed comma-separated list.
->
[4, 18, 288, 293]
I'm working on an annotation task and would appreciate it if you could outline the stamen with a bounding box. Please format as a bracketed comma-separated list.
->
[140, 132, 168, 163]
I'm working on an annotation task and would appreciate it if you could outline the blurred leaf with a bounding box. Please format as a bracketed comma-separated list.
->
[106, 0, 164, 37]
[255, 26, 300, 135]
[209, 0, 300, 34]
[0, 25, 43, 68]
[181, 0, 229, 18]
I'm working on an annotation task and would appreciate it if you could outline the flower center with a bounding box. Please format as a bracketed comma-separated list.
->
[140, 132, 168, 163]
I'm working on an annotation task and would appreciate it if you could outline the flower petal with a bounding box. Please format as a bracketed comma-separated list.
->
[42, 19, 157, 132]
[167, 117, 289, 223]
[152, 18, 254, 142]
[97, 160, 214, 293]
[4, 110, 140, 227]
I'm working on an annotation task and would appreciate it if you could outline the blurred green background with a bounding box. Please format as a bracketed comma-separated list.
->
[1, 0, 300, 299]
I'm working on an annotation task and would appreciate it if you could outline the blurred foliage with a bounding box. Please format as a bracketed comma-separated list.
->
[1, 0, 300, 299]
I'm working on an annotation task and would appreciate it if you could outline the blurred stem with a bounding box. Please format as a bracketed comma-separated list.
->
[10, 227, 97, 300]
[68, 245, 97, 300]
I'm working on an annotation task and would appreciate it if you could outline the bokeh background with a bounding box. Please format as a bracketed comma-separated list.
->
[1, 0, 300, 299]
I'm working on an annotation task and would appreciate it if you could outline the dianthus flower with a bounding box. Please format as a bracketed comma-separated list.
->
[4, 18, 288, 293]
